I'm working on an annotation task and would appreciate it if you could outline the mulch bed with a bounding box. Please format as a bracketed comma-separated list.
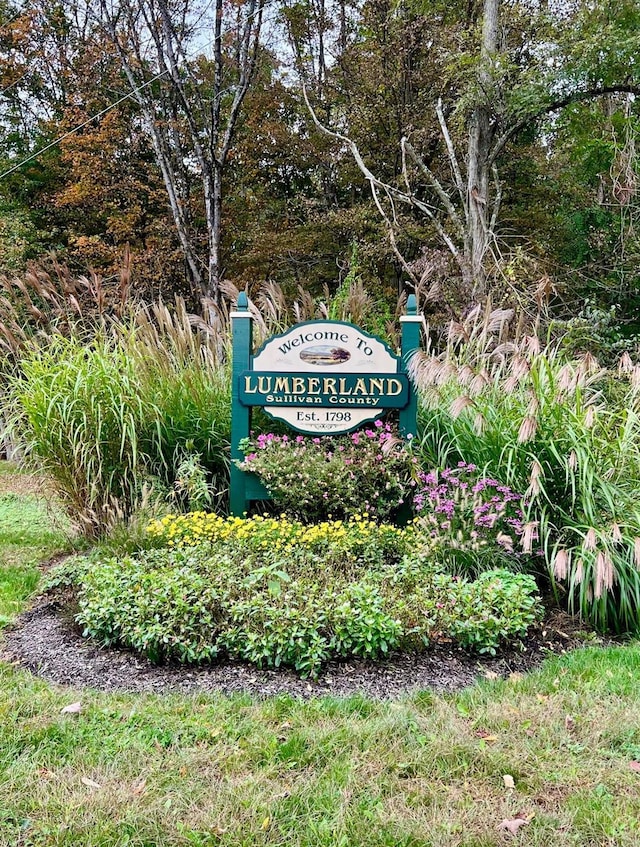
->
[2, 591, 604, 699]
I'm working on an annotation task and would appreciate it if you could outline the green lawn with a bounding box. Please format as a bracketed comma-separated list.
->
[2, 462, 640, 846]
[0, 463, 71, 627]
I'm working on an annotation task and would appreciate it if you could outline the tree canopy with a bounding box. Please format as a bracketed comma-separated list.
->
[0, 0, 639, 332]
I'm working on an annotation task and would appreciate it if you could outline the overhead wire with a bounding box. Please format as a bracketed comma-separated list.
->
[0, 0, 277, 181]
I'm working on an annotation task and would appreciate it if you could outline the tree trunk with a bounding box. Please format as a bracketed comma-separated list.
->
[209, 165, 223, 303]
[466, 0, 499, 294]
[96, 0, 264, 307]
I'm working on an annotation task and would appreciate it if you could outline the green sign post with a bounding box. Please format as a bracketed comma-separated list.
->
[229, 292, 423, 516]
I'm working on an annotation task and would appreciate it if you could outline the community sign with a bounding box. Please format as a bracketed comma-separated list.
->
[239, 321, 410, 434]
[229, 291, 422, 514]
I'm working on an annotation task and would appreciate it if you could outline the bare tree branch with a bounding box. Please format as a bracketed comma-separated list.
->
[402, 138, 465, 239]
[436, 97, 466, 209]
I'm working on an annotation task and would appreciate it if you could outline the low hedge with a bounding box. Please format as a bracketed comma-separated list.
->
[70, 519, 543, 675]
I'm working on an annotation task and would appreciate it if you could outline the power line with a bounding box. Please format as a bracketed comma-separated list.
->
[0, 65, 172, 179]
[0, 0, 276, 182]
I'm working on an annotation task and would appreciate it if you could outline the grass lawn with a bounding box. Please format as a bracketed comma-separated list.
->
[1, 461, 640, 846]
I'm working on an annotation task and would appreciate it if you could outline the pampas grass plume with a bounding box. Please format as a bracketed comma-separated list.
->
[450, 395, 473, 419]
[518, 415, 537, 443]
[553, 548, 570, 580]
[521, 522, 537, 554]
[583, 528, 597, 551]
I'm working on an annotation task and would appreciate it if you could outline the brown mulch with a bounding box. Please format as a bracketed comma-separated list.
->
[2, 593, 603, 699]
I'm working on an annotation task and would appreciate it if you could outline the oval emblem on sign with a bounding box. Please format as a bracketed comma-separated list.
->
[299, 345, 351, 366]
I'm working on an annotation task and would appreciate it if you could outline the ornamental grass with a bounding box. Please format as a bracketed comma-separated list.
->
[6, 302, 231, 536]
[411, 306, 640, 634]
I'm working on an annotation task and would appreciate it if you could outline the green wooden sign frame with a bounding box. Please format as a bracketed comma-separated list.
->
[229, 292, 423, 516]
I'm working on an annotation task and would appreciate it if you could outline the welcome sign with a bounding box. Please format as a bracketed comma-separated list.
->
[229, 291, 423, 515]
[240, 321, 410, 434]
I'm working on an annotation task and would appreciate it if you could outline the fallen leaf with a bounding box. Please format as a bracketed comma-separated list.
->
[261, 816, 270, 831]
[484, 671, 499, 680]
[630, 761, 640, 773]
[61, 702, 82, 715]
[498, 817, 529, 835]
[81, 777, 102, 790]
[503, 774, 515, 790]
[131, 778, 147, 795]
[475, 730, 498, 743]
[508, 673, 523, 683]
[565, 715, 575, 731]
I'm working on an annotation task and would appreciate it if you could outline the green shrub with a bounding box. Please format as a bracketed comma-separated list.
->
[77, 548, 224, 663]
[330, 583, 402, 659]
[446, 570, 542, 655]
[236, 423, 416, 522]
[74, 525, 543, 676]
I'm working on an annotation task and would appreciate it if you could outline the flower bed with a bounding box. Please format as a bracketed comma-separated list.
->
[236, 423, 416, 522]
[69, 508, 543, 676]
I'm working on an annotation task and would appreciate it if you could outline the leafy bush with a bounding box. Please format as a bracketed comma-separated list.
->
[446, 570, 541, 654]
[412, 311, 640, 634]
[77, 548, 224, 663]
[330, 583, 403, 659]
[550, 301, 640, 366]
[73, 519, 543, 675]
[413, 462, 528, 576]
[236, 422, 417, 522]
